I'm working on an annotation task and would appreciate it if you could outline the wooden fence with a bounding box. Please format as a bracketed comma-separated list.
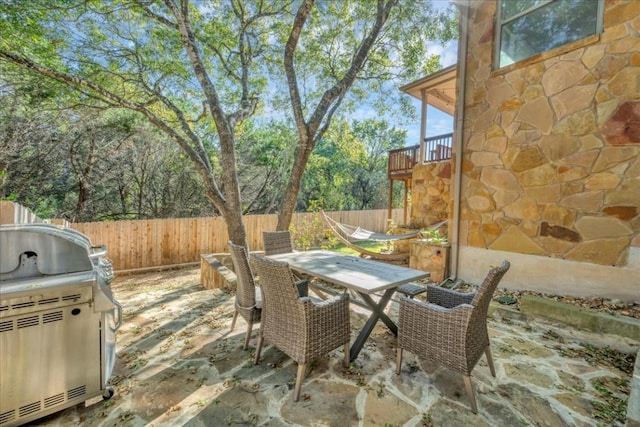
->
[71, 209, 405, 271]
[1, 202, 405, 270]
[0, 201, 71, 226]
[0, 201, 43, 225]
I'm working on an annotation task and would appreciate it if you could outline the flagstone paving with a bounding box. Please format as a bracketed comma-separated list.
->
[30, 267, 638, 427]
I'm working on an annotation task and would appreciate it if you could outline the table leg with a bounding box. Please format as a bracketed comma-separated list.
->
[357, 290, 397, 334]
[349, 288, 397, 362]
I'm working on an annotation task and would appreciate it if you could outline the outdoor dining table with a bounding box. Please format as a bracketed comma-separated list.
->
[267, 250, 430, 362]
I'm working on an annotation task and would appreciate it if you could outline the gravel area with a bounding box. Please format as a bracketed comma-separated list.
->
[492, 288, 640, 320]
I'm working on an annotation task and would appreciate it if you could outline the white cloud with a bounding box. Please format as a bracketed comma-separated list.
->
[440, 41, 459, 67]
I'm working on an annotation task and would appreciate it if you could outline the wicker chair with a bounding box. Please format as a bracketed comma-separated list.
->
[263, 231, 294, 255]
[396, 260, 510, 413]
[263, 230, 310, 290]
[228, 241, 262, 350]
[251, 253, 351, 401]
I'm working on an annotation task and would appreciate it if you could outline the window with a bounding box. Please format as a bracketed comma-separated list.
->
[495, 0, 604, 68]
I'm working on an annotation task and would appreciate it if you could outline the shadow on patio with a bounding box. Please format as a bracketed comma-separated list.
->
[31, 267, 637, 427]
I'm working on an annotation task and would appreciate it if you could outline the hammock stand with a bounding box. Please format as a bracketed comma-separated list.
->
[321, 211, 423, 261]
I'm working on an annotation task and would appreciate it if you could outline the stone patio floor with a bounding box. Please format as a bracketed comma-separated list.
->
[30, 266, 638, 427]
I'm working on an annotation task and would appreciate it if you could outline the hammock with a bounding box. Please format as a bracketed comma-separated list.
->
[321, 211, 424, 262]
[325, 215, 423, 242]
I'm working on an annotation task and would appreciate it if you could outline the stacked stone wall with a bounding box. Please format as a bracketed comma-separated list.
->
[457, 0, 639, 267]
[410, 161, 451, 228]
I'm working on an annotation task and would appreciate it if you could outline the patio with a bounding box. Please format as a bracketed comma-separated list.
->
[31, 266, 637, 427]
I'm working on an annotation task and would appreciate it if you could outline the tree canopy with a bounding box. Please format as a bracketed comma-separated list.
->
[0, 0, 457, 246]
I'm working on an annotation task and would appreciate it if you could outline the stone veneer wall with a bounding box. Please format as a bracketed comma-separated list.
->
[458, 0, 639, 268]
[410, 161, 452, 227]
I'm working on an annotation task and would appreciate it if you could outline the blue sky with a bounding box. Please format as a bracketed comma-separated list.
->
[350, 0, 459, 146]
[404, 0, 458, 146]
[259, 0, 459, 147]
[404, 39, 458, 145]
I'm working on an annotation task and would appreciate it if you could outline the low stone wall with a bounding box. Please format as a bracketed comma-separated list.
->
[409, 240, 451, 284]
[200, 253, 236, 290]
[200, 251, 265, 290]
[519, 295, 640, 341]
[391, 226, 421, 254]
[459, 246, 640, 302]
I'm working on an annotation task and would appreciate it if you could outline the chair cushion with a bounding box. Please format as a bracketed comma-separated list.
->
[255, 286, 263, 309]
[396, 282, 427, 297]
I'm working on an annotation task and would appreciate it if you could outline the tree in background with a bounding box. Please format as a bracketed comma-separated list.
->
[234, 120, 297, 215]
[0, 0, 456, 246]
[349, 119, 407, 209]
[0, 84, 212, 220]
[298, 118, 406, 212]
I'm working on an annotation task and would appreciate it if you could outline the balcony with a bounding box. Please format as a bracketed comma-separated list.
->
[388, 132, 453, 179]
[388, 145, 419, 180]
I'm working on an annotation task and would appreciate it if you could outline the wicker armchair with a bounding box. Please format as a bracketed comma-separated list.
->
[263, 230, 310, 290]
[263, 231, 294, 255]
[228, 241, 262, 350]
[251, 253, 351, 401]
[396, 260, 510, 413]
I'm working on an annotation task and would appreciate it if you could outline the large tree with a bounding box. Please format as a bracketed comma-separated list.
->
[0, 0, 456, 247]
[0, 81, 213, 220]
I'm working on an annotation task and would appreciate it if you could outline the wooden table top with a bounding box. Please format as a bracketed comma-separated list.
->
[268, 250, 429, 294]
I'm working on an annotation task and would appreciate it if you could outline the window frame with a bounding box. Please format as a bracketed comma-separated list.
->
[494, 0, 605, 69]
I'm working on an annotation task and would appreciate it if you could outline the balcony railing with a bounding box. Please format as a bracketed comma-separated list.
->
[425, 132, 453, 163]
[388, 132, 453, 178]
[388, 145, 419, 179]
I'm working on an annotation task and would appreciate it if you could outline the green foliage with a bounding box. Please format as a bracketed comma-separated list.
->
[0, 88, 211, 220]
[328, 240, 389, 257]
[420, 229, 448, 244]
[234, 120, 297, 214]
[0, 0, 458, 226]
[298, 118, 406, 212]
[591, 376, 629, 426]
[290, 211, 327, 251]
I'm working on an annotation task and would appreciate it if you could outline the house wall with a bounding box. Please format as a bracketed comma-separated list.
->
[456, 0, 640, 301]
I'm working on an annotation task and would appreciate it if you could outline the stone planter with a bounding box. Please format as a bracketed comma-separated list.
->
[409, 240, 450, 283]
[392, 226, 422, 254]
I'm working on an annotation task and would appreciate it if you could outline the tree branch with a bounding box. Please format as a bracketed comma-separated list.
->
[0, 50, 228, 210]
[307, 0, 397, 138]
[284, 0, 314, 138]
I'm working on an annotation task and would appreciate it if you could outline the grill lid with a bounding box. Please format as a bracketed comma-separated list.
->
[0, 224, 97, 278]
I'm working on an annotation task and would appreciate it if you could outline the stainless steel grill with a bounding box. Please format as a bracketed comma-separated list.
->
[0, 224, 122, 427]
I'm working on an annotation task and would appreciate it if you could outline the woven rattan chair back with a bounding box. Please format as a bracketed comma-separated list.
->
[396, 260, 510, 413]
[250, 254, 306, 357]
[263, 231, 294, 255]
[228, 242, 257, 308]
[251, 253, 350, 401]
[228, 241, 261, 350]
[469, 260, 510, 324]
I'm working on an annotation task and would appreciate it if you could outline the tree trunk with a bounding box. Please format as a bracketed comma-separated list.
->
[276, 0, 398, 230]
[276, 135, 313, 230]
[224, 206, 247, 249]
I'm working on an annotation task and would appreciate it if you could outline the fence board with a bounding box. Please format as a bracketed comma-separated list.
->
[0, 201, 44, 225]
[68, 209, 404, 271]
